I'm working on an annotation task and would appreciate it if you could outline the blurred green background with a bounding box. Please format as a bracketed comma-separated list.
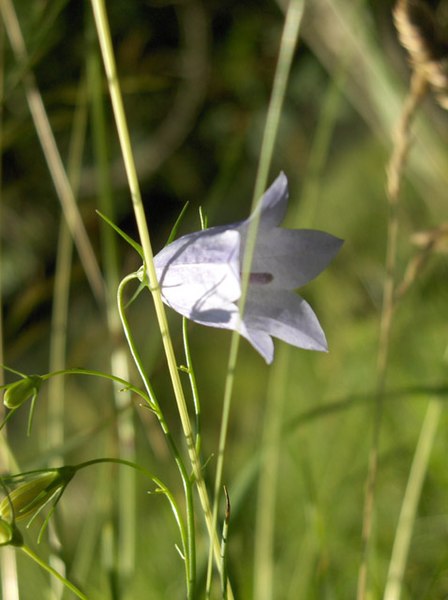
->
[1, 0, 448, 598]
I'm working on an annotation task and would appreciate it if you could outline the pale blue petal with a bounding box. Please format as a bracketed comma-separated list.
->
[241, 329, 274, 364]
[246, 172, 288, 230]
[182, 304, 275, 364]
[244, 229, 343, 289]
[154, 229, 241, 317]
[187, 304, 240, 328]
[244, 289, 328, 353]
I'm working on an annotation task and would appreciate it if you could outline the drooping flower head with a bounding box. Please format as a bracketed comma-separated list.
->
[154, 173, 343, 363]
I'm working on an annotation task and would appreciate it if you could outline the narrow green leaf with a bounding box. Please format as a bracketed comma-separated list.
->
[166, 201, 190, 246]
[97, 210, 144, 259]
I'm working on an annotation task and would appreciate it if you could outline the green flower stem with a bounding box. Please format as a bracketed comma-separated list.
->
[253, 346, 289, 600]
[89, 2, 231, 593]
[20, 544, 87, 600]
[41, 368, 150, 407]
[2, 459, 150, 483]
[182, 318, 201, 456]
[117, 275, 195, 598]
[220, 486, 230, 600]
[78, 459, 188, 553]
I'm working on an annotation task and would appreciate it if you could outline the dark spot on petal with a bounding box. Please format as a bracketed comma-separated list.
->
[248, 272, 273, 284]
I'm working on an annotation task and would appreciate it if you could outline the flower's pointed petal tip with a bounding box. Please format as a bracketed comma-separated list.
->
[294, 329, 328, 354]
[334, 235, 344, 252]
[249, 172, 289, 229]
[245, 329, 274, 364]
[277, 170, 288, 186]
[325, 234, 344, 266]
[244, 291, 332, 358]
[319, 231, 344, 257]
[261, 336, 328, 364]
[266, 171, 289, 205]
[314, 339, 329, 353]
[308, 323, 329, 353]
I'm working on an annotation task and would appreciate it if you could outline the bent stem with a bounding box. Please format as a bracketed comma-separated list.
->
[20, 545, 87, 600]
[42, 368, 150, 406]
[117, 274, 196, 598]
[78, 457, 189, 566]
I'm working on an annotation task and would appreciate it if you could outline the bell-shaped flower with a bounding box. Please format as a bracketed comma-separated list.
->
[154, 173, 342, 363]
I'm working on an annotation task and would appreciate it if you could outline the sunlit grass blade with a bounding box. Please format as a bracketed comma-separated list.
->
[384, 398, 443, 600]
[207, 0, 305, 593]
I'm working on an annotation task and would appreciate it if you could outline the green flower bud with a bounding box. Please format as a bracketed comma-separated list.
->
[3, 376, 42, 410]
[0, 467, 75, 523]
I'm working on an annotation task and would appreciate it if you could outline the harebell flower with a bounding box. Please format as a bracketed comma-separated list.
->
[154, 173, 342, 363]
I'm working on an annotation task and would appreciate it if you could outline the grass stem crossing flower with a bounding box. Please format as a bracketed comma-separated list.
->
[154, 173, 342, 363]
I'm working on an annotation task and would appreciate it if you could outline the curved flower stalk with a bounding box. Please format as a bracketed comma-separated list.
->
[154, 173, 343, 363]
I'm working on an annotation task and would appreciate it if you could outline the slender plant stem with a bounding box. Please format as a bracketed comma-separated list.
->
[206, 1, 305, 593]
[220, 485, 230, 600]
[42, 368, 149, 405]
[182, 318, 202, 456]
[383, 398, 442, 600]
[356, 69, 428, 600]
[48, 223, 72, 461]
[45, 60, 88, 600]
[253, 346, 289, 600]
[89, 1, 231, 593]
[77, 459, 190, 581]
[117, 275, 196, 598]
[86, 16, 137, 589]
[20, 545, 87, 600]
[88, 0, 194, 469]
[48, 72, 87, 461]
